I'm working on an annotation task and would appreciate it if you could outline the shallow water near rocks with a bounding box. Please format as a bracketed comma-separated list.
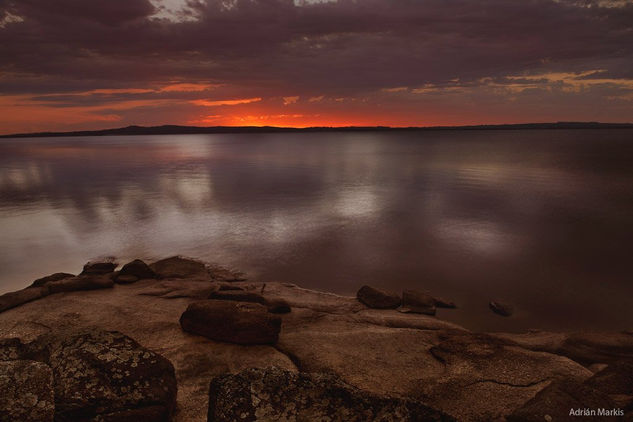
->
[1, 129, 632, 332]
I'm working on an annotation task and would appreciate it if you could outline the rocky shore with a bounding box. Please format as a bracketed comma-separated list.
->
[1, 256, 632, 421]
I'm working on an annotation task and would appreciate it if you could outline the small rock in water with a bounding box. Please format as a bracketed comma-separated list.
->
[180, 300, 281, 345]
[356, 285, 401, 309]
[489, 301, 514, 317]
[400, 290, 436, 315]
[434, 297, 457, 309]
[80, 261, 117, 275]
[118, 259, 156, 280]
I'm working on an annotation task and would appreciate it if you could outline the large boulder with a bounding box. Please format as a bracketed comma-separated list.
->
[207, 367, 454, 422]
[0, 360, 55, 422]
[356, 285, 401, 309]
[150, 256, 209, 279]
[80, 261, 117, 275]
[46, 274, 114, 294]
[118, 259, 156, 280]
[0, 286, 50, 313]
[400, 290, 436, 315]
[30, 272, 75, 288]
[36, 329, 177, 422]
[180, 300, 281, 345]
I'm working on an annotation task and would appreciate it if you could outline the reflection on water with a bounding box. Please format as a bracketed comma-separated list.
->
[1, 130, 633, 332]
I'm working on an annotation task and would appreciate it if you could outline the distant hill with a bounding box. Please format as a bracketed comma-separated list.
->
[2, 122, 632, 138]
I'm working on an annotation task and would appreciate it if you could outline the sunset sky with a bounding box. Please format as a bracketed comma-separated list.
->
[1, 0, 632, 134]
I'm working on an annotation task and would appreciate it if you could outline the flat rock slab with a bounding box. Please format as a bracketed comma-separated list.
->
[180, 300, 281, 345]
[507, 379, 618, 422]
[357, 285, 401, 309]
[0, 360, 55, 422]
[47, 274, 114, 293]
[208, 367, 455, 422]
[30, 272, 75, 288]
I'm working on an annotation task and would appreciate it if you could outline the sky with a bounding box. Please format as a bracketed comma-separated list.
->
[0, 0, 632, 134]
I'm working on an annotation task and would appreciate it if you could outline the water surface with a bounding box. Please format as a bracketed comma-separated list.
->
[1, 130, 632, 332]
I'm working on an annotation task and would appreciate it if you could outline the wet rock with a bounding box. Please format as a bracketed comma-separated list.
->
[37, 329, 177, 422]
[489, 300, 514, 317]
[180, 300, 281, 345]
[47, 274, 114, 293]
[30, 272, 75, 288]
[0, 286, 50, 313]
[81, 261, 117, 275]
[507, 379, 617, 422]
[150, 256, 209, 279]
[0, 360, 55, 422]
[356, 285, 401, 309]
[116, 274, 140, 284]
[207, 366, 454, 422]
[399, 290, 436, 315]
[118, 259, 156, 280]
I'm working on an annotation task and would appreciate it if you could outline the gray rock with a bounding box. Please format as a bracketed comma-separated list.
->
[30, 272, 75, 287]
[180, 300, 281, 345]
[356, 285, 401, 309]
[36, 329, 177, 422]
[489, 300, 513, 316]
[118, 259, 156, 280]
[0, 286, 50, 313]
[400, 290, 436, 315]
[507, 379, 617, 422]
[150, 256, 209, 279]
[81, 261, 117, 275]
[207, 367, 454, 422]
[47, 274, 114, 294]
[0, 360, 55, 422]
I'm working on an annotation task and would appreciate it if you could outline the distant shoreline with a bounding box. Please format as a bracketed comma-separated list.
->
[2, 121, 633, 139]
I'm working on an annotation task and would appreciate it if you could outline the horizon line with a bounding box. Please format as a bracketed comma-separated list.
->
[2, 121, 633, 138]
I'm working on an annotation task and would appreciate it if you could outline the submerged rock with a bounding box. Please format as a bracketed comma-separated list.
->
[80, 261, 117, 275]
[489, 300, 514, 317]
[118, 259, 156, 280]
[0, 286, 50, 313]
[400, 290, 436, 315]
[36, 329, 177, 422]
[30, 272, 75, 288]
[0, 360, 55, 422]
[434, 297, 457, 309]
[356, 285, 401, 309]
[207, 367, 454, 422]
[150, 256, 209, 279]
[180, 300, 281, 345]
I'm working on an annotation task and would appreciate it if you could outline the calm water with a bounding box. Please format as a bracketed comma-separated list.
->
[1, 130, 632, 332]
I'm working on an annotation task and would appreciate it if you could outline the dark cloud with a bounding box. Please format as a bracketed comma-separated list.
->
[0, 0, 632, 131]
